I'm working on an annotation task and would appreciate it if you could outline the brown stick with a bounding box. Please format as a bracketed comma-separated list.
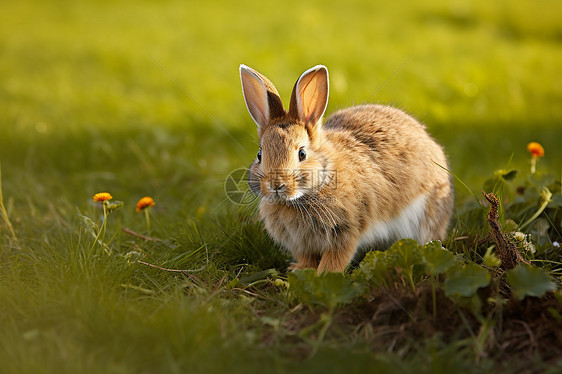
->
[136, 260, 204, 282]
[482, 192, 529, 270]
[122, 227, 161, 242]
[137, 260, 186, 272]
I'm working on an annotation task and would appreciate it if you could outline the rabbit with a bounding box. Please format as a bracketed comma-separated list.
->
[239, 64, 454, 273]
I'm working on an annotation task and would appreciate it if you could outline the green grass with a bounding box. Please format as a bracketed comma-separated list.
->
[1, 0, 562, 372]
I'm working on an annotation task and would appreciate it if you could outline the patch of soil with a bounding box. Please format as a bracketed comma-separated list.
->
[500, 296, 562, 361]
[337, 281, 476, 353]
[269, 281, 562, 369]
[343, 283, 562, 365]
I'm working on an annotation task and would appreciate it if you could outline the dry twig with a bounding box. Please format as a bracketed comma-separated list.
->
[482, 192, 529, 270]
[122, 227, 161, 241]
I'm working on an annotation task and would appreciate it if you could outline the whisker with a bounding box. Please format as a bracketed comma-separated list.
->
[295, 204, 308, 229]
[306, 202, 327, 231]
[295, 201, 315, 230]
[289, 200, 305, 224]
[316, 201, 338, 228]
[304, 206, 317, 230]
[305, 202, 333, 244]
[302, 194, 338, 230]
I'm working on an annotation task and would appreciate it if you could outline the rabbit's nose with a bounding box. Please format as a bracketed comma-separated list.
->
[270, 181, 286, 193]
[269, 181, 286, 193]
[269, 172, 287, 194]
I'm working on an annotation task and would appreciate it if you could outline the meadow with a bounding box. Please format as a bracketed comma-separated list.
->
[1, 0, 562, 373]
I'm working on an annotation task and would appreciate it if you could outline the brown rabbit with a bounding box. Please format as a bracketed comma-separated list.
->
[240, 64, 454, 273]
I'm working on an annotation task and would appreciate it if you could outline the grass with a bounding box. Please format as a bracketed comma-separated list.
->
[1, 0, 562, 372]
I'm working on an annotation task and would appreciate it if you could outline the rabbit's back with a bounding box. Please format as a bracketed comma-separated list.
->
[325, 104, 435, 154]
[324, 104, 448, 183]
[322, 104, 452, 241]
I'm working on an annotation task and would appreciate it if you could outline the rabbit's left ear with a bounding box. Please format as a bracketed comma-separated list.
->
[240, 64, 285, 131]
[289, 65, 329, 125]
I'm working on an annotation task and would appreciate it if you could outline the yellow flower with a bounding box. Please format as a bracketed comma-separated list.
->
[136, 196, 155, 213]
[93, 192, 112, 203]
[527, 142, 544, 158]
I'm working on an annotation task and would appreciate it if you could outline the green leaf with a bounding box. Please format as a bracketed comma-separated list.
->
[422, 241, 455, 275]
[238, 269, 279, 285]
[529, 173, 556, 189]
[483, 246, 501, 268]
[503, 219, 518, 233]
[539, 186, 553, 205]
[547, 307, 562, 321]
[357, 250, 389, 286]
[288, 269, 366, 309]
[444, 264, 491, 297]
[106, 200, 124, 212]
[358, 240, 431, 288]
[554, 290, 562, 304]
[388, 239, 423, 269]
[483, 169, 517, 200]
[501, 170, 518, 181]
[385, 239, 424, 288]
[548, 194, 562, 208]
[357, 239, 423, 284]
[506, 264, 557, 301]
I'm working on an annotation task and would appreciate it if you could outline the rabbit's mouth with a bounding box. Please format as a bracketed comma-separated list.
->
[264, 193, 288, 204]
[264, 185, 306, 204]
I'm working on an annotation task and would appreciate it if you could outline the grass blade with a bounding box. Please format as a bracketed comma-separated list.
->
[0, 163, 17, 242]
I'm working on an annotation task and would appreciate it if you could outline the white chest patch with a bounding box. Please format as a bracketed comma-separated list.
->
[357, 193, 428, 248]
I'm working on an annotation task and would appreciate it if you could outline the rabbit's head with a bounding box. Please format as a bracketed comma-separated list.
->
[240, 65, 333, 202]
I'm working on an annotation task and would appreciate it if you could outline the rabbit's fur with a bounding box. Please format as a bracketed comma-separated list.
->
[240, 64, 453, 273]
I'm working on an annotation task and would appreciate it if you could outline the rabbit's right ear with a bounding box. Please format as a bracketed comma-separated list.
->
[240, 65, 285, 130]
[288, 65, 329, 125]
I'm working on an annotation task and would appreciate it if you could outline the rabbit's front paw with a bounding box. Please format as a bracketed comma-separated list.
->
[288, 253, 320, 271]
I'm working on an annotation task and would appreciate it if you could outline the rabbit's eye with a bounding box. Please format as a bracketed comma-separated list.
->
[257, 149, 262, 163]
[298, 148, 306, 162]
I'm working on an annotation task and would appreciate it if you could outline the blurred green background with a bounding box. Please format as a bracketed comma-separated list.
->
[1, 0, 562, 372]
[2, 0, 561, 210]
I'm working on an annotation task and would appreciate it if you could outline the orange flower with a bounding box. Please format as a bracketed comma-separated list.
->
[93, 192, 113, 202]
[136, 196, 155, 213]
[527, 142, 544, 158]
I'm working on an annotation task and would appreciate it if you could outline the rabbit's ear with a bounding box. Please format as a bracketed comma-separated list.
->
[288, 65, 329, 124]
[240, 65, 285, 130]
